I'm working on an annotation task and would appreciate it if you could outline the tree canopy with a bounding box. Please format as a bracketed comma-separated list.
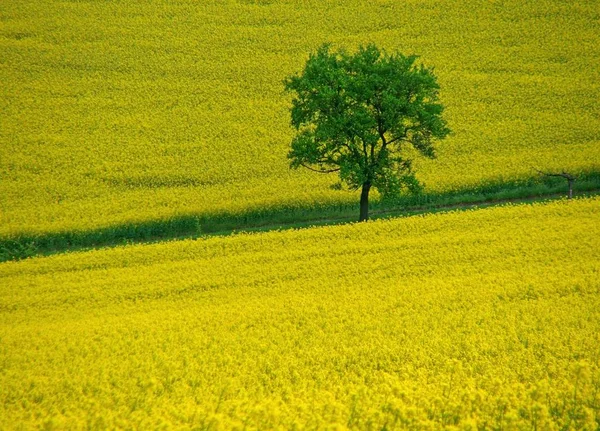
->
[284, 44, 450, 221]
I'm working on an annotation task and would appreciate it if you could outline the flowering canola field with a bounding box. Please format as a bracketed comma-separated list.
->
[2, 0, 600, 237]
[1, 198, 599, 429]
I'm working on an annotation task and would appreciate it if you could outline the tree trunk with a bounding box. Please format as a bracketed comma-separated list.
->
[568, 178, 573, 199]
[359, 181, 371, 222]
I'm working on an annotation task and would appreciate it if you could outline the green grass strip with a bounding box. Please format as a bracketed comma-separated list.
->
[2, 171, 599, 262]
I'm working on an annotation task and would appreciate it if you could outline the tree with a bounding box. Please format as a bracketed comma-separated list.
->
[534, 168, 576, 199]
[284, 44, 450, 221]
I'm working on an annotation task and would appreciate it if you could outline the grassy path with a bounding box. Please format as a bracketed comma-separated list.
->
[2, 173, 599, 263]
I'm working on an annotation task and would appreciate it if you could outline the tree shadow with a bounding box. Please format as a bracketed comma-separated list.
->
[1, 171, 599, 262]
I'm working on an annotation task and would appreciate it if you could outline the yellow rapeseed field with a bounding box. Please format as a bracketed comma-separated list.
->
[1, 0, 600, 237]
[1, 198, 598, 429]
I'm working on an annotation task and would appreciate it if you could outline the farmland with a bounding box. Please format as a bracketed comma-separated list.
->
[2, 0, 600, 428]
[1, 198, 599, 429]
[1, 0, 600, 240]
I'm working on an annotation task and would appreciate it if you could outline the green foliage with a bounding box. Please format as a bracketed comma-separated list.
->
[284, 44, 450, 197]
[0, 239, 37, 262]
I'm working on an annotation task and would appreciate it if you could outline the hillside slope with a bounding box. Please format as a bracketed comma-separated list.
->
[1, 0, 599, 237]
[1, 198, 599, 429]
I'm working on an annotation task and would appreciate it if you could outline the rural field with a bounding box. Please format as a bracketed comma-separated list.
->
[1, 0, 599, 241]
[1, 198, 599, 429]
[1, 0, 600, 429]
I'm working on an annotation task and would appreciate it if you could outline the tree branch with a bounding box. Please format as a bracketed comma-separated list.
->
[532, 167, 576, 199]
[386, 136, 412, 145]
[374, 125, 389, 169]
[370, 139, 376, 165]
[342, 142, 361, 161]
[532, 167, 576, 181]
[300, 163, 340, 174]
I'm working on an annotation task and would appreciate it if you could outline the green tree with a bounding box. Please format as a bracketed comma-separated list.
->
[284, 44, 450, 221]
